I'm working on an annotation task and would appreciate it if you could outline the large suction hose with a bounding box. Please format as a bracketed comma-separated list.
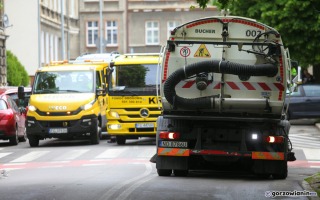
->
[163, 60, 278, 109]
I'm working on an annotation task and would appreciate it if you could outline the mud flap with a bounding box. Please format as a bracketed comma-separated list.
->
[156, 156, 189, 170]
[253, 160, 287, 175]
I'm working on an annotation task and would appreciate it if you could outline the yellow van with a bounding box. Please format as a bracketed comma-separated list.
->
[25, 60, 109, 147]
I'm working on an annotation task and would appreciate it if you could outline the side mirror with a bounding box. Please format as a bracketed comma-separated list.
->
[18, 86, 25, 100]
[96, 87, 106, 96]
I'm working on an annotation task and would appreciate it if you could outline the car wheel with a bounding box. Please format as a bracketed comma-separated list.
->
[116, 136, 126, 145]
[28, 135, 39, 147]
[9, 126, 19, 145]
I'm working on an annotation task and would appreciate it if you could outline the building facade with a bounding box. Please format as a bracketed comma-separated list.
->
[79, 0, 218, 54]
[5, 0, 217, 82]
[6, 0, 80, 81]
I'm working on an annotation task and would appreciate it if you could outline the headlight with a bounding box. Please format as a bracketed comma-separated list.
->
[108, 124, 121, 130]
[109, 110, 120, 118]
[81, 100, 95, 111]
[28, 105, 37, 111]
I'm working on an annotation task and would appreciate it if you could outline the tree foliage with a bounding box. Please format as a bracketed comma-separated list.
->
[6, 50, 29, 86]
[196, 0, 320, 81]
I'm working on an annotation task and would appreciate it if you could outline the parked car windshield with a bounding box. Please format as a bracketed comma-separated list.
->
[109, 64, 158, 96]
[33, 70, 95, 94]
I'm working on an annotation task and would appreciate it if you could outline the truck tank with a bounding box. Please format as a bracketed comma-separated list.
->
[155, 15, 296, 179]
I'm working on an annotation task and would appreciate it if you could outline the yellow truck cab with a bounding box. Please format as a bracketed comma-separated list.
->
[107, 53, 162, 145]
[25, 60, 109, 147]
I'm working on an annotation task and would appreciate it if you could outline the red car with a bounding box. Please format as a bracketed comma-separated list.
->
[0, 87, 30, 145]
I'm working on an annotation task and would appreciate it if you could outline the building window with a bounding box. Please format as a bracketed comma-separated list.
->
[87, 21, 98, 47]
[167, 21, 180, 39]
[105, 21, 118, 46]
[145, 21, 159, 45]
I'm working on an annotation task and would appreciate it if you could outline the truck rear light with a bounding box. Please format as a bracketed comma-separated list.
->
[265, 136, 284, 143]
[159, 131, 180, 140]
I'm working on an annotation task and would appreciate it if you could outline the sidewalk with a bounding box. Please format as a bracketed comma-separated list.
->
[301, 122, 320, 199]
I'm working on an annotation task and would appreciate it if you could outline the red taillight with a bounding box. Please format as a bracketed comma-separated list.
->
[265, 136, 284, 143]
[159, 131, 180, 140]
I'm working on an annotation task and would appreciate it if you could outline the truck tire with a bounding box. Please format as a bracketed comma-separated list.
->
[174, 170, 188, 177]
[272, 161, 288, 179]
[28, 135, 39, 147]
[116, 136, 126, 145]
[157, 169, 172, 176]
[91, 122, 101, 145]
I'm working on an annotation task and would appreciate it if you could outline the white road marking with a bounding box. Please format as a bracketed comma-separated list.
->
[302, 148, 320, 160]
[53, 149, 89, 161]
[0, 152, 12, 159]
[10, 151, 50, 163]
[95, 148, 127, 159]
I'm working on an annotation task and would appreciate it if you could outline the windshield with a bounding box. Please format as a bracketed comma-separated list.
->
[109, 64, 158, 96]
[33, 70, 95, 94]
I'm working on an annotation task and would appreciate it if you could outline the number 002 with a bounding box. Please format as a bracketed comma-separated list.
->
[246, 30, 261, 37]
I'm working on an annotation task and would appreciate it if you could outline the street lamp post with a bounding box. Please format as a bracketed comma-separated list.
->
[61, 0, 65, 60]
[99, 0, 103, 53]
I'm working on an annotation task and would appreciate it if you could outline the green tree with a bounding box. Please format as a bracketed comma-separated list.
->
[6, 50, 29, 86]
[196, 0, 320, 82]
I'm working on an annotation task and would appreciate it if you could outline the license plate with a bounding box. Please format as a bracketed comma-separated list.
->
[135, 123, 154, 128]
[159, 141, 188, 148]
[49, 128, 68, 134]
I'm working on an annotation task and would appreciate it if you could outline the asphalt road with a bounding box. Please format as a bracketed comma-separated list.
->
[0, 123, 319, 200]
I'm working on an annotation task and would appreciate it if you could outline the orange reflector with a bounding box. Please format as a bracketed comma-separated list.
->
[157, 147, 189, 156]
[252, 152, 284, 160]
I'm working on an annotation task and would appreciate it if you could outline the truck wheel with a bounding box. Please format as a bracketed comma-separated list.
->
[28, 135, 39, 147]
[91, 123, 101, 145]
[9, 127, 19, 145]
[157, 169, 172, 176]
[272, 161, 288, 179]
[174, 170, 188, 177]
[116, 136, 126, 145]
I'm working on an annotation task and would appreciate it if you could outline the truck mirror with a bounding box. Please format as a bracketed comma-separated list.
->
[18, 86, 25, 100]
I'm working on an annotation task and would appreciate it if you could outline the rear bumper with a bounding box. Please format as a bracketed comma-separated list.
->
[157, 147, 285, 160]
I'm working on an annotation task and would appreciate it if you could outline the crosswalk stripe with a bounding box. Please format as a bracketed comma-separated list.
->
[137, 148, 156, 158]
[95, 148, 128, 159]
[10, 151, 50, 163]
[290, 135, 320, 140]
[53, 149, 90, 161]
[0, 152, 12, 159]
[301, 148, 320, 160]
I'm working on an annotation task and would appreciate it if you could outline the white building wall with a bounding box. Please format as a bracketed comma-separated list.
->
[6, 0, 39, 76]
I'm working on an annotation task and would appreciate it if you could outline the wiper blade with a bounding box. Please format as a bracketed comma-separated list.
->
[57, 90, 81, 93]
[34, 89, 56, 94]
[110, 90, 139, 96]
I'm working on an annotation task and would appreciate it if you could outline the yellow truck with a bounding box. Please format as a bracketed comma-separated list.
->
[106, 53, 162, 145]
[25, 60, 110, 147]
